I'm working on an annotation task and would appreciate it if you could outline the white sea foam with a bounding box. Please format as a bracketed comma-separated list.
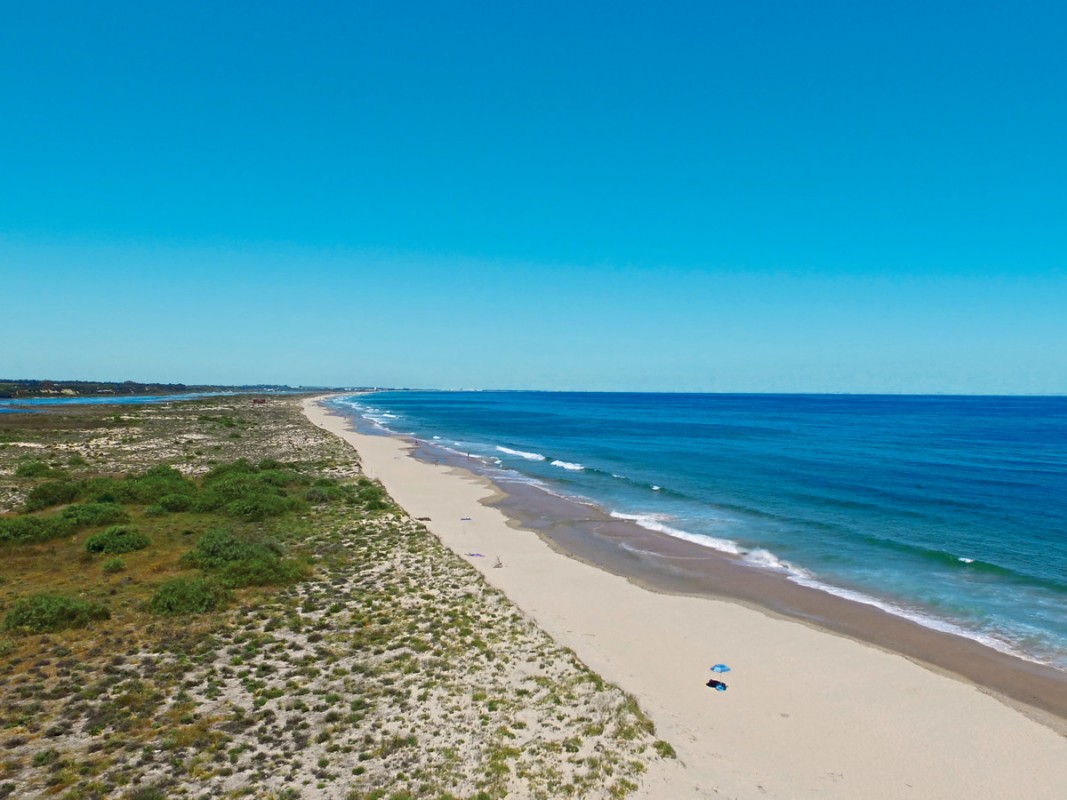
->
[551, 460, 585, 471]
[651, 485, 661, 491]
[496, 446, 547, 461]
[958, 557, 975, 564]
[611, 511, 1039, 664]
[742, 548, 794, 571]
[786, 573, 1033, 662]
[609, 511, 744, 555]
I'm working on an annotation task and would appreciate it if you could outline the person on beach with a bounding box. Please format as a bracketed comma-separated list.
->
[706, 679, 727, 691]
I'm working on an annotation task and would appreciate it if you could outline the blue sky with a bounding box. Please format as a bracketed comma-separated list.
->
[2, 1, 1064, 392]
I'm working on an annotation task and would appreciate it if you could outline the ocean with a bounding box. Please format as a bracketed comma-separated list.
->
[328, 391, 1067, 671]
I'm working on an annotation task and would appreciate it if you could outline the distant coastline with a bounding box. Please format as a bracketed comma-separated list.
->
[0, 377, 375, 400]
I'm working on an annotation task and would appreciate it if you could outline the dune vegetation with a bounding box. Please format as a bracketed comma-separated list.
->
[0, 397, 669, 799]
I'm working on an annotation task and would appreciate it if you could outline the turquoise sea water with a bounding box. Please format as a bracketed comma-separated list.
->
[329, 392, 1067, 670]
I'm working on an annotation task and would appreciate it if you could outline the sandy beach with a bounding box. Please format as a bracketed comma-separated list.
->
[304, 396, 1067, 799]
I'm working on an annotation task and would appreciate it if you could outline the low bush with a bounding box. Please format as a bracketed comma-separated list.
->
[193, 461, 305, 520]
[223, 492, 300, 521]
[15, 461, 59, 479]
[84, 526, 150, 554]
[157, 493, 192, 512]
[2, 593, 110, 633]
[355, 478, 392, 511]
[101, 557, 125, 574]
[304, 486, 331, 503]
[147, 577, 229, 615]
[0, 515, 75, 544]
[59, 502, 130, 529]
[23, 479, 82, 512]
[113, 466, 196, 505]
[184, 528, 279, 568]
[183, 528, 306, 588]
[304, 477, 350, 504]
[220, 555, 309, 588]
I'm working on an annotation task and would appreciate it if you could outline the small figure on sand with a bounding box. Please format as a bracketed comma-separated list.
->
[493, 556, 503, 568]
[706, 679, 728, 692]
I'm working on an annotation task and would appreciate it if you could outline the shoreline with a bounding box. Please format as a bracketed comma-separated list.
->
[487, 479, 1067, 727]
[305, 395, 1067, 799]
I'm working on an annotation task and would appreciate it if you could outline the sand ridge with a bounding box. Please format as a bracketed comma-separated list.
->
[305, 396, 1067, 800]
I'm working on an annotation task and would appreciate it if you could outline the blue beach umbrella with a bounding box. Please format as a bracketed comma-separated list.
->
[710, 664, 731, 673]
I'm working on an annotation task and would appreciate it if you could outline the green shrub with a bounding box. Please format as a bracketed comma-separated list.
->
[305, 477, 348, 504]
[32, 748, 60, 766]
[67, 454, 88, 467]
[255, 468, 307, 487]
[84, 526, 150, 554]
[184, 528, 277, 568]
[0, 515, 75, 544]
[304, 486, 331, 504]
[2, 593, 110, 633]
[184, 528, 306, 588]
[15, 461, 58, 478]
[219, 555, 308, 588]
[59, 502, 130, 529]
[23, 479, 82, 512]
[113, 466, 196, 505]
[201, 458, 257, 482]
[355, 478, 392, 511]
[126, 785, 166, 800]
[185, 528, 253, 569]
[157, 493, 192, 512]
[102, 557, 125, 574]
[223, 493, 299, 521]
[147, 577, 229, 616]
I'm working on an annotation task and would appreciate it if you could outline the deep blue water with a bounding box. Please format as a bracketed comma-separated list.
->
[330, 392, 1067, 669]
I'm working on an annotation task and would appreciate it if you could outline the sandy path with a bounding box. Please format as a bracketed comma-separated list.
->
[304, 397, 1067, 800]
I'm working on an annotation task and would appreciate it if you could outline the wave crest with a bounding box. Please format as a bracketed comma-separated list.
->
[496, 446, 547, 461]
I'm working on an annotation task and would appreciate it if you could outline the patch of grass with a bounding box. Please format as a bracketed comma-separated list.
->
[147, 577, 230, 616]
[101, 557, 126, 574]
[652, 740, 676, 758]
[2, 593, 110, 633]
[84, 526, 150, 554]
[125, 787, 166, 800]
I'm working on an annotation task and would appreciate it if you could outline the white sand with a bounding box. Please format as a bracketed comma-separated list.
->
[304, 397, 1067, 799]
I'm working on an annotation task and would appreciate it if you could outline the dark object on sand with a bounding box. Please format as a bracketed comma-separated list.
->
[706, 679, 727, 692]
